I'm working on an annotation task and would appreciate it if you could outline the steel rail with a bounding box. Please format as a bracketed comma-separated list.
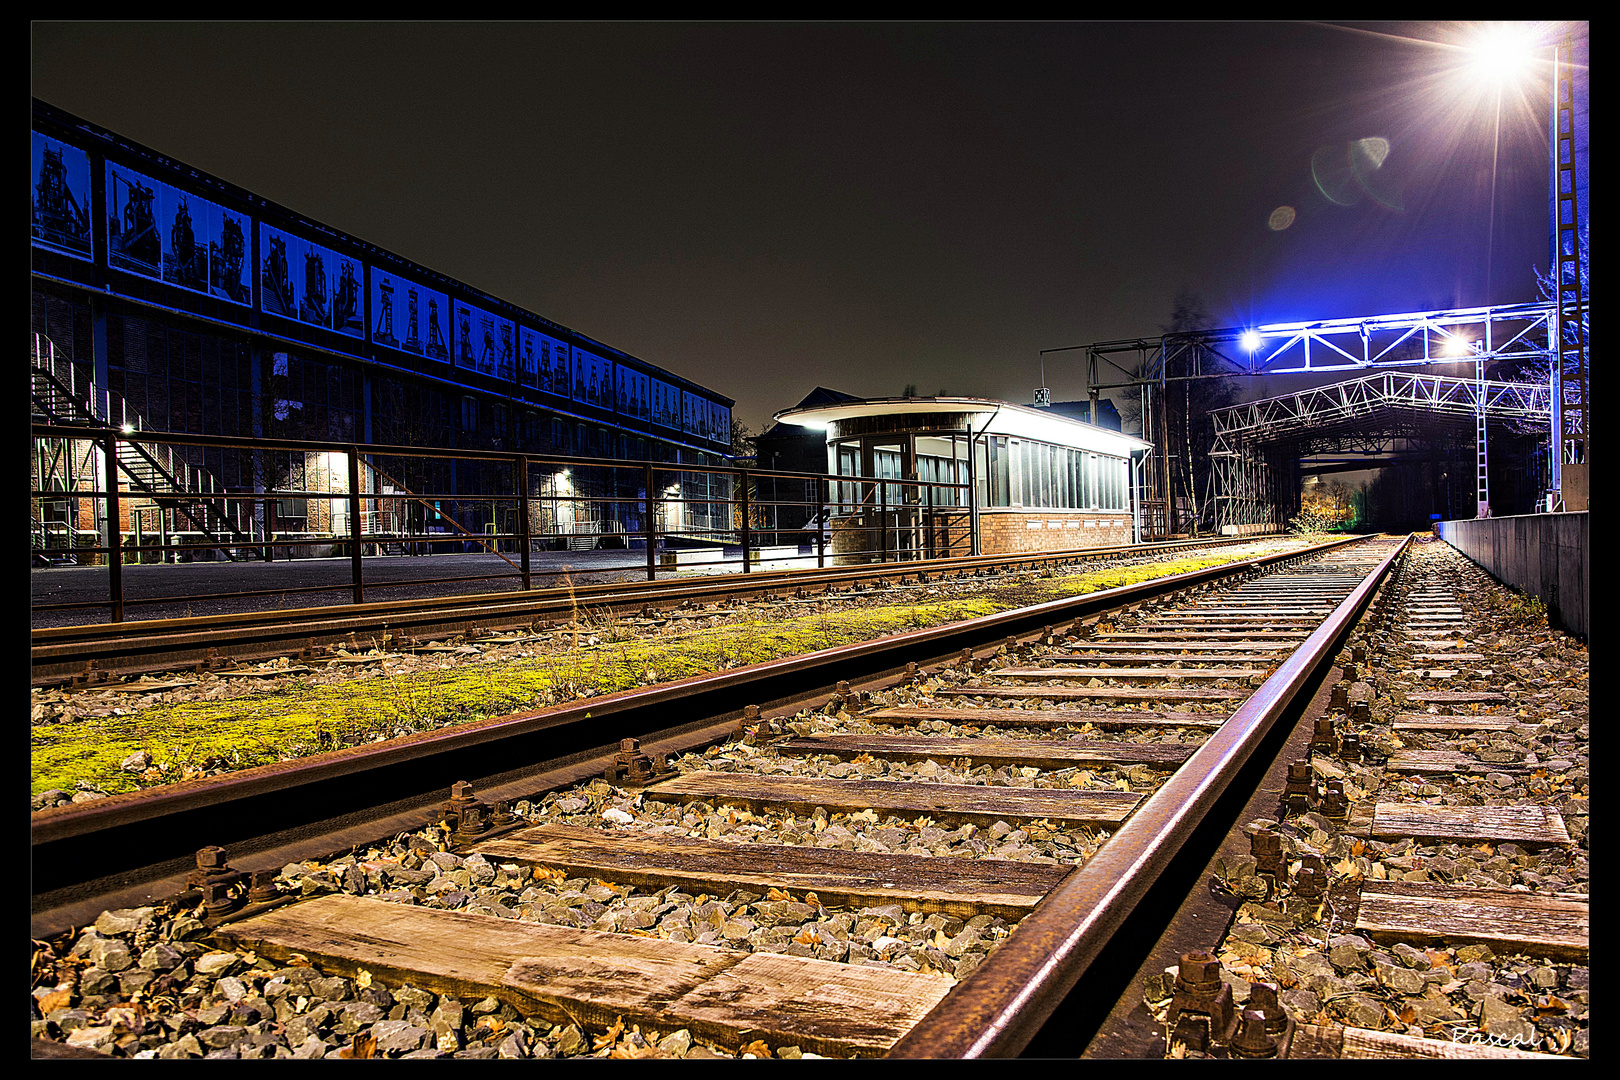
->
[31, 534, 1289, 683]
[30, 536, 1362, 938]
[886, 535, 1408, 1058]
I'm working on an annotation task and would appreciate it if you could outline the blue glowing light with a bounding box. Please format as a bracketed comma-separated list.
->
[1241, 330, 1262, 351]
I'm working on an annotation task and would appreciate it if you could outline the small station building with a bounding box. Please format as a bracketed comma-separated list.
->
[773, 396, 1151, 561]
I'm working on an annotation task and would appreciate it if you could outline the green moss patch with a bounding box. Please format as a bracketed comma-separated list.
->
[31, 546, 1290, 797]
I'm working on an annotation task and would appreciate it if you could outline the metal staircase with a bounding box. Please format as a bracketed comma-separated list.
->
[30, 333, 253, 560]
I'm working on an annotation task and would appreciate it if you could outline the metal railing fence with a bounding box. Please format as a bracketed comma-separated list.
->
[30, 423, 968, 622]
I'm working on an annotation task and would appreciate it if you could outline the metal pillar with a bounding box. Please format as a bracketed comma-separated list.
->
[516, 455, 531, 590]
[1552, 32, 1587, 474]
[348, 448, 364, 605]
[644, 461, 658, 582]
[102, 434, 123, 623]
[1475, 354, 1490, 517]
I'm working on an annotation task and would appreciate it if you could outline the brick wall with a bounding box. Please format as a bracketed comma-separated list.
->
[979, 510, 1132, 554]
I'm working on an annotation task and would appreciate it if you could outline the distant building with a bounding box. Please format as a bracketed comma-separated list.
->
[1040, 398, 1122, 432]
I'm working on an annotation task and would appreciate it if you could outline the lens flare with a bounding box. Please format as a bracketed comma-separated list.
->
[1469, 24, 1538, 88]
[1349, 137, 1403, 211]
[1311, 145, 1361, 206]
[1313, 138, 1402, 212]
[1267, 206, 1296, 230]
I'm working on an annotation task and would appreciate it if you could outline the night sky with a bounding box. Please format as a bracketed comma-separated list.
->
[31, 22, 1563, 433]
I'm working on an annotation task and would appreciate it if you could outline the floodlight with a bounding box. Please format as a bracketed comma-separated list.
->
[1240, 330, 1262, 352]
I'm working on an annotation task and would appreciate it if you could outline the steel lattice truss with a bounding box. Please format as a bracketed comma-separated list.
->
[1206, 371, 1551, 532]
[1212, 371, 1550, 447]
[1081, 301, 1558, 390]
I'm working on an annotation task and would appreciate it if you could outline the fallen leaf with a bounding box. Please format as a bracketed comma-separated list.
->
[739, 1039, 772, 1058]
[765, 887, 794, 902]
[338, 1032, 376, 1059]
[355, 969, 372, 989]
[38, 989, 72, 1014]
[593, 1016, 626, 1050]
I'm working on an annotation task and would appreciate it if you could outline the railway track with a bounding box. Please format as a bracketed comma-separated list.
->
[30, 533, 1587, 1058]
[30, 534, 1287, 688]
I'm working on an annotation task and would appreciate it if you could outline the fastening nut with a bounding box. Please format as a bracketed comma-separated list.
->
[1230, 1009, 1279, 1058]
[1247, 982, 1288, 1034]
[1250, 828, 1286, 878]
[1176, 951, 1223, 994]
[195, 846, 227, 870]
[1293, 855, 1328, 900]
[203, 881, 238, 918]
[248, 869, 280, 904]
[1320, 778, 1349, 820]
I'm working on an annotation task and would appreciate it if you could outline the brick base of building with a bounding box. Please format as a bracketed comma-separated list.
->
[979, 510, 1132, 554]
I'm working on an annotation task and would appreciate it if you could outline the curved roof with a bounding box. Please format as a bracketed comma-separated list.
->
[775, 395, 1151, 452]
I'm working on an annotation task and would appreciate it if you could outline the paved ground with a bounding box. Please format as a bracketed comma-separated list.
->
[30, 547, 825, 628]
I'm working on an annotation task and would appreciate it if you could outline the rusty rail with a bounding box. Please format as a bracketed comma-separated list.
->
[30, 536, 1365, 939]
[886, 535, 1408, 1058]
[31, 533, 1299, 685]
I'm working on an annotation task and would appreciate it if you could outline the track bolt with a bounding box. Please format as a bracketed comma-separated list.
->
[1352, 645, 1368, 665]
[1309, 715, 1337, 754]
[248, 869, 280, 904]
[196, 845, 227, 871]
[1350, 700, 1371, 724]
[1167, 950, 1235, 1054]
[1329, 683, 1348, 710]
[1342, 662, 1359, 683]
[1247, 982, 1288, 1035]
[1320, 778, 1348, 821]
[203, 881, 238, 919]
[1339, 732, 1363, 762]
[1292, 855, 1328, 900]
[442, 781, 487, 837]
[454, 803, 489, 841]
[1282, 762, 1316, 813]
[1229, 1009, 1279, 1058]
[1250, 828, 1286, 878]
[491, 800, 516, 828]
[604, 737, 675, 787]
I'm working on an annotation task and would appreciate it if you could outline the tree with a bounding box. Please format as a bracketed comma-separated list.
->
[1157, 290, 1241, 533]
[729, 419, 758, 460]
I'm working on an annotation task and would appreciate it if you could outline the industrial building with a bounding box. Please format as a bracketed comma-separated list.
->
[31, 99, 734, 561]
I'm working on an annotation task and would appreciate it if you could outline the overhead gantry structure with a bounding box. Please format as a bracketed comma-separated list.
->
[1208, 370, 1552, 532]
[1043, 300, 1565, 536]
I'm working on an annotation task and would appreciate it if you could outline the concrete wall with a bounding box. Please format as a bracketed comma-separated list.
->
[1437, 512, 1588, 639]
